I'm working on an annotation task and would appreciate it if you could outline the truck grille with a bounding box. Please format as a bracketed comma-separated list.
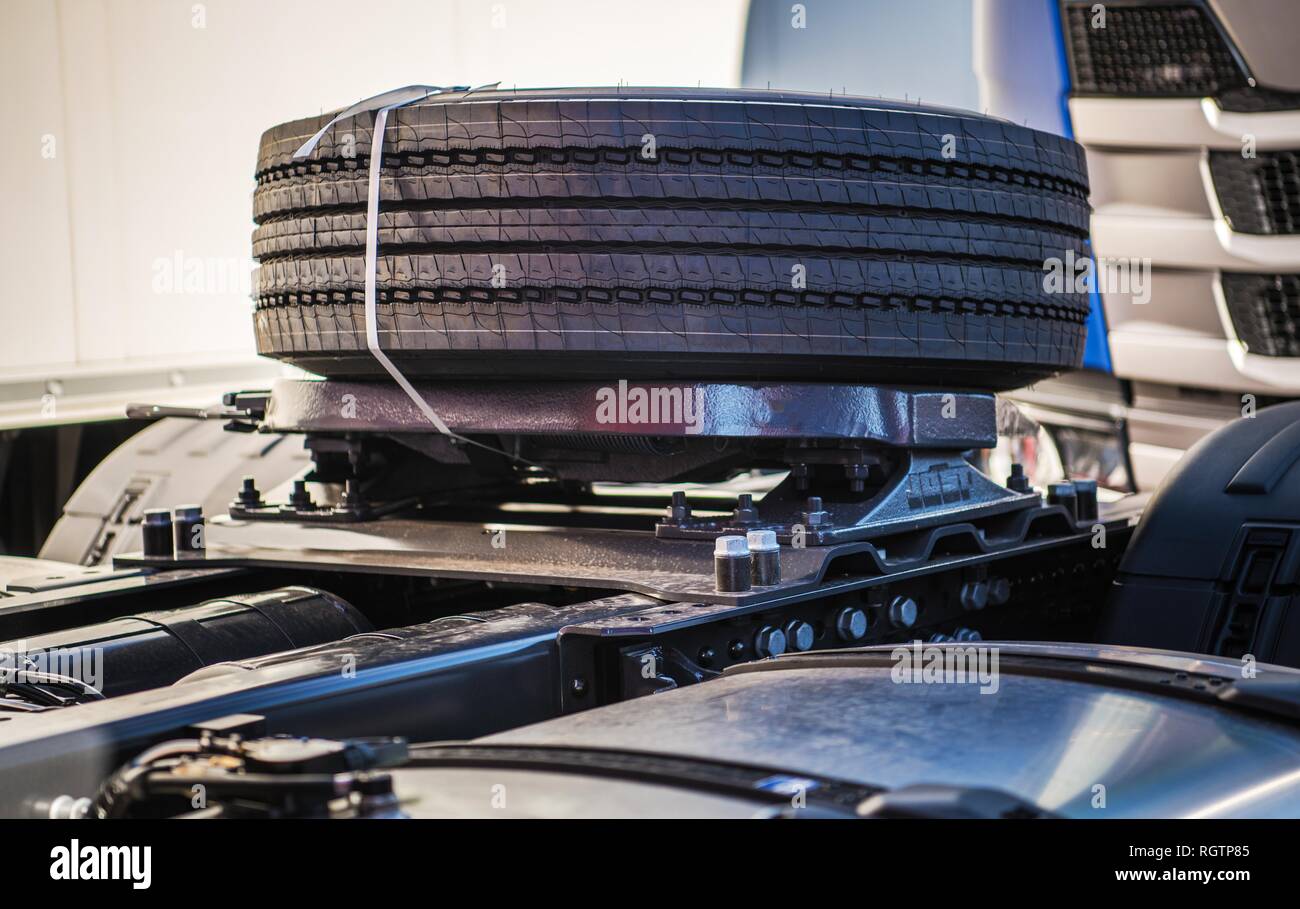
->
[1063, 2, 1242, 97]
[1210, 150, 1300, 235]
[1222, 273, 1300, 357]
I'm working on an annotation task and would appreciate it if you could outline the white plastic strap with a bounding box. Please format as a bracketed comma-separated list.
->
[291, 84, 545, 466]
[292, 85, 475, 160]
[362, 102, 455, 437]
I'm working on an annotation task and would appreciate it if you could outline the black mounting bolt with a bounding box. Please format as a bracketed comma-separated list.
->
[960, 580, 989, 612]
[1006, 463, 1032, 494]
[888, 595, 919, 629]
[570, 678, 589, 698]
[784, 619, 815, 652]
[1073, 479, 1099, 522]
[1048, 481, 1079, 522]
[791, 463, 811, 492]
[289, 480, 315, 509]
[141, 509, 174, 558]
[801, 496, 830, 527]
[173, 504, 205, 554]
[664, 490, 692, 525]
[732, 493, 761, 526]
[714, 535, 753, 592]
[697, 646, 717, 667]
[754, 625, 788, 659]
[747, 529, 781, 586]
[845, 463, 870, 494]
[728, 640, 747, 660]
[237, 476, 262, 507]
[835, 606, 869, 641]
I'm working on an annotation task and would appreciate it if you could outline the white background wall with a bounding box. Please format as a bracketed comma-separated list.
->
[0, 0, 748, 389]
[741, 0, 978, 111]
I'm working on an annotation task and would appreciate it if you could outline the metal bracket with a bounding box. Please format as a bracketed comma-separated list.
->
[657, 450, 1040, 545]
[257, 378, 998, 447]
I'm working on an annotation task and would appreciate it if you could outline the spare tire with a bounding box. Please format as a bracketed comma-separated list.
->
[251, 87, 1090, 389]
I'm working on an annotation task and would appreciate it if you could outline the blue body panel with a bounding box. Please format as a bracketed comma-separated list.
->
[1046, 0, 1113, 373]
[978, 0, 1112, 373]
